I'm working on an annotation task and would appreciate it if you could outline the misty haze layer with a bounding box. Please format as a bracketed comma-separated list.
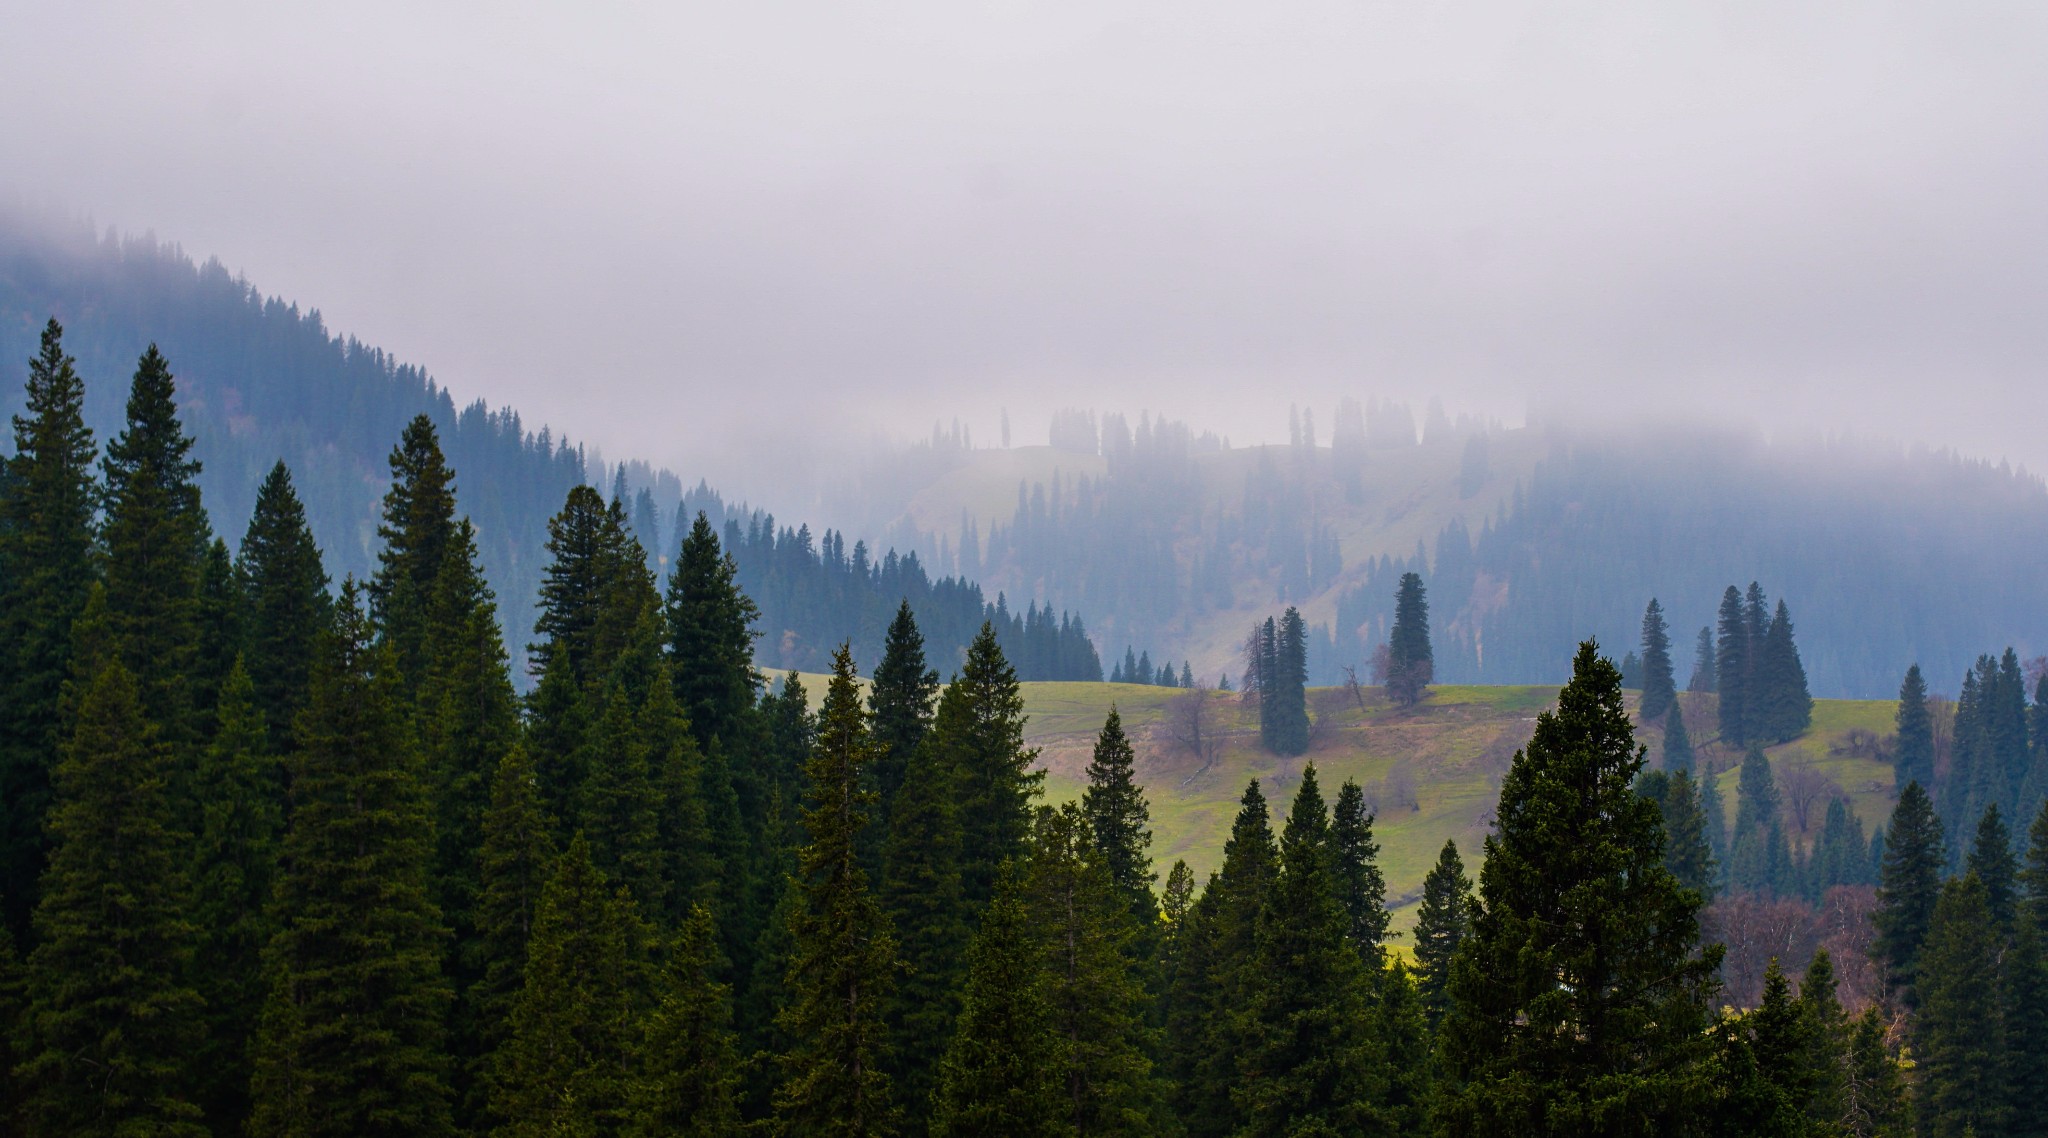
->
[4, 2, 2048, 496]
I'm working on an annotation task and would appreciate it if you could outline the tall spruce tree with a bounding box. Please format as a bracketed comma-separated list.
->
[1914, 874, 2008, 1138]
[938, 624, 1041, 910]
[1414, 838, 1473, 1025]
[238, 461, 331, 750]
[369, 414, 459, 684]
[487, 834, 646, 1137]
[468, 745, 557, 1108]
[248, 583, 454, 1138]
[1873, 781, 1945, 1006]
[1331, 778, 1390, 963]
[1689, 626, 1717, 694]
[2027, 798, 2048, 935]
[19, 658, 205, 1137]
[1657, 769, 1717, 900]
[100, 345, 210, 745]
[928, 868, 1065, 1138]
[878, 733, 968, 1137]
[1387, 572, 1433, 708]
[1081, 708, 1158, 928]
[534, 484, 659, 691]
[634, 904, 742, 1138]
[665, 511, 762, 755]
[1638, 599, 1677, 723]
[1842, 1006, 1908, 1138]
[869, 600, 940, 821]
[2001, 919, 2048, 1138]
[1755, 600, 1814, 742]
[1731, 747, 1793, 896]
[0, 318, 99, 935]
[1265, 607, 1312, 754]
[1664, 703, 1696, 773]
[1895, 665, 1936, 800]
[1436, 642, 1720, 1136]
[775, 646, 897, 1138]
[1969, 804, 2020, 931]
[1716, 586, 1751, 744]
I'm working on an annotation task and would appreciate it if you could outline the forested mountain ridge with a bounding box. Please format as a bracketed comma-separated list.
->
[859, 411, 2048, 698]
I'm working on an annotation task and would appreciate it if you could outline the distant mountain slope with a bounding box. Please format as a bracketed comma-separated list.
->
[860, 416, 2048, 698]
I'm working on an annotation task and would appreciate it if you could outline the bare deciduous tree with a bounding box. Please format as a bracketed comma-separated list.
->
[1779, 760, 1841, 835]
[1164, 688, 1224, 780]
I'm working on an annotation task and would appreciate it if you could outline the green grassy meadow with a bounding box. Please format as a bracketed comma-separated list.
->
[783, 673, 1900, 947]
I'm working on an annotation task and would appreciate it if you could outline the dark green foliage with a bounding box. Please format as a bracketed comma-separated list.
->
[635, 904, 743, 1138]
[1435, 642, 1720, 1136]
[1894, 665, 1935, 799]
[1236, 766, 1381, 1136]
[1808, 796, 1874, 898]
[100, 345, 209, 744]
[665, 511, 762, 753]
[1913, 874, 2007, 1138]
[0, 319, 98, 934]
[879, 731, 968, 1135]
[193, 535, 244, 734]
[1873, 782, 1945, 1004]
[929, 869, 1065, 1138]
[1640, 768, 1716, 901]
[1714, 958, 1812, 1138]
[534, 484, 659, 691]
[237, 460, 330, 750]
[468, 744, 556, 1107]
[369, 414, 461, 684]
[1414, 838, 1472, 1025]
[1027, 803, 1163, 1135]
[1842, 1006, 1908, 1138]
[1638, 599, 1677, 723]
[1387, 572, 1433, 707]
[1731, 747, 1794, 896]
[1702, 761, 1730, 890]
[870, 600, 940, 821]
[1796, 949, 1848, 1134]
[1269, 607, 1312, 753]
[1970, 804, 2019, 931]
[1663, 702, 1695, 773]
[937, 624, 1041, 910]
[1716, 586, 1751, 744]
[775, 646, 898, 1138]
[2000, 920, 2048, 1138]
[1081, 708, 1157, 928]
[247, 584, 454, 1138]
[487, 835, 646, 1137]
[1755, 600, 1814, 742]
[1689, 625, 1717, 693]
[2027, 798, 2048, 934]
[1946, 649, 2035, 846]
[1330, 778, 1389, 963]
[190, 661, 283, 1129]
[19, 658, 205, 1137]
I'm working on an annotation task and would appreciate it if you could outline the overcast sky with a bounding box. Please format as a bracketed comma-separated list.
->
[4, 1, 2047, 491]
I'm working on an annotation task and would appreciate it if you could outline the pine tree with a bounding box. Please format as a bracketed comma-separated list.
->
[468, 745, 558, 1106]
[1436, 642, 1720, 1136]
[775, 645, 898, 1138]
[1732, 747, 1793, 896]
[1414, 838, 1473, 1025]
[487, 834, 646, 1137]
[190, 661, 284, 1129]
[0, 318, 99, 935]
[100, 345, 209, 744]
[193, 536, 244, 736]
[1236, 765, 1380, 1135]
[1873, 781, 1945, 1005]
[369, 414, 460, 684]
[1028, 803, 1163, 1135]
[2027, 798, 2048, 936]
[939, 624, 1041, 910]
[1796, 949, 1849, 1135]
[1998, 919, 2048, 1138]
[1914, 874, 2008, 1138]
[634, 904, 742, 1138]
[1663, 703, 1696, 774]
[1660, 769, 1717, 900]
[237, 460, 331, 750]
[1265, 607, 1312, 753]
[1081, 708, 1158, 928]
[1895, 665, 1935, 801]
[1841, 1006, 1908, 1138]
[576, 660, 669, 921]
[1639, 599, 1678, 723]
[534, 484, 659, 691]
[1702, 762, 1731, 891]
[665, 511, 762, 754]
[869, 600, 940, 821]
[1716, 586, 1751, 744]
[248, 583, 455, 1138]
[928, 869, 1065, 1138]
[1331, 778, 1390, 963]
[19, 659, 205, 1136]
[1689, 626, 1717, 693]
[879, 733, 968, 1137]
[1969, 804, 2020, 931]
[1755, 600, 1814, 743]
[1387, 573, 1433, 708]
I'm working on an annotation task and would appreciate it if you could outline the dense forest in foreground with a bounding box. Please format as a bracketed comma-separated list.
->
[2, 320, 2045, 1137]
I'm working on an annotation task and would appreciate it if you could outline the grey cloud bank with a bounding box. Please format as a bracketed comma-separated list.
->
[4, 1, 2045, 494]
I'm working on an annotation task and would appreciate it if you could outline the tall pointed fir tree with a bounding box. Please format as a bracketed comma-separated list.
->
[100, 345, 210, 745]
[665, 510, 762, 755]
[2001, 918, 2048, 1138]
[1873, 781, 1945, 1006]
[1331, 778, 1390, 963]
[929, 868, 1065, 1138]
[869, 600, 940, 822]
[1387, 572, 1433, 708]
[1969, 804, 2019, 931]
[238, 460, 331, 750]
[1662, 769, 1717, 900]
[1755, 600, 1813, 742]
[1028, 802, 1165, 1135]
[1237, 766, 1381, 1137]
[1436, 642, 1720, 1137]
[1895, 665, 1935, 801]
[1731, 747, 1793, 896]
[938, 623, 1041, 910]
[248, 583, 455, 1138]
[1663, 702, 1695, 773]
[1082, 708, 1159, 930]
[487, 834, 647, 1137]
[1265, 607, 1311, 754]
[878, 733, 968, 1136]
[2028, 798, 2048, 935]
[0, 319, 99, 935]
[190, 661, 284, 1130]
[775, 646, 898, 1138]
[1414, 838, 1473, 1025]
[369, 414, 460, 684]
[634, 903, 742, 1138]
[19, 658, 205, 1137]
[1638, 599, 1677, 724]
[1688, 626, 1717, 693]
[468, 744, 557, 1111]
[1913, 874, 2008, 1138]
[1715, 586, 1751, 744]
[1700, 764, 1730, 893]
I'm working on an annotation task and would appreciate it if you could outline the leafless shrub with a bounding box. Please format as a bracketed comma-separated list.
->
[1164, 688, 1223, 778]
[1829, 728, 1889, 761]
[1359, 761, 1420, 816]
[1779, 760, 1842, 835]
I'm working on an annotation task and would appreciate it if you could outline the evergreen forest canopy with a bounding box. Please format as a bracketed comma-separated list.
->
[2, 319, 2045, 1136]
